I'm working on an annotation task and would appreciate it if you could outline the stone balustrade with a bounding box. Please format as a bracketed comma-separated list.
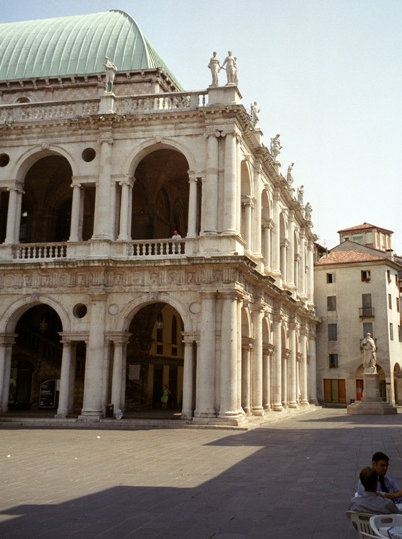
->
[7, 239, 187, 261]
[0, 91, 209, 123]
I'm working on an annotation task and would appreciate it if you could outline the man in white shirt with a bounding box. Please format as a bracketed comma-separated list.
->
[350, 467, 400, 514]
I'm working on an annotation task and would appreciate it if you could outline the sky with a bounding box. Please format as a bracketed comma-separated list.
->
[2, 0, 401, 253]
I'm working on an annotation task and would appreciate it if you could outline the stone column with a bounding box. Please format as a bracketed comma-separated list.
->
[241, 337, 253, 414]
[93, 135, 113, 239]
[0, 334, 16, 412]
[307, 240, 315, 304]
[300, 325, 309, 405]
[253, 162, 262, 257]
[109, 333, 130, 413]
[263, 344, 274, 411]
[242, 195, 254, 251]
[187, 172, 198, 238]
[4, 184, 23, 244]
[287, 212, 295, 288]
[280, 238, 288, 284]
[288, 320, 298, 408]
[182, 335, 196, 419]
[56, 339, 73, 417]
[308, 330, 318, 404]
[251, 305, 264, 415]
[219, 292, 241, 418]
[222, 132, 237, 234]
[272, 313, 283, 411]
[282, 349, 289, 407]
[272, 189, 281, 275]
[69, 182, 82, 242]
[299, 229, 306, 298]
[81, 294, 107, 417]
[118, 177, 134, 241]
[194, 292, 216, 418]
[201, 132, 219, 234]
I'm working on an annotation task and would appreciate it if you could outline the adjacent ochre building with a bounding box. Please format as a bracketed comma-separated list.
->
[315, 223, 402, 407]
[0, 10, 318, 424]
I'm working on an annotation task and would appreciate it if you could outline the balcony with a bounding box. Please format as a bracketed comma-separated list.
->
[359, 307, 375, 318]
[0, 90, 209, 124]
[0, 239, 190, 262]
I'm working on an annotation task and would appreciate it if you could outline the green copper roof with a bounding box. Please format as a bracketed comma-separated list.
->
[0, 10, 182, 88]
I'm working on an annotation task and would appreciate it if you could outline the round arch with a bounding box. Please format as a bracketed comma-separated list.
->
[13, 145, 78, 183]
[0, 295, 70, 334]
[118, 293, 190, 333]
[124, 138, 198, 179]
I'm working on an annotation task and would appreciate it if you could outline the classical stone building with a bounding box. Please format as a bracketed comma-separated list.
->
[315, 223, 402, 407]
[0, 10, 317, 424]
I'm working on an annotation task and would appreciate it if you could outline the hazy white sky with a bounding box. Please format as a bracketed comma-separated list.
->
[2, 0, 401, 252]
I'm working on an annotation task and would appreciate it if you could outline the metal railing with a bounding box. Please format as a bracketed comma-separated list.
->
[359, 307, 375, 318]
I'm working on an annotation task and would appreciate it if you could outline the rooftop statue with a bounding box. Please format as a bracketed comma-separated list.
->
[297, 185, 304, 204]
[270, 134, 282, 160]
[208, 52, 221, 87]
[221, 51, 238, 85]
[104, 57, 117, 93]
[286, 162, 294, 185]
[304, 202, 312, 221]
[250, 101, 260, 126]
[361, 333, 377, 372]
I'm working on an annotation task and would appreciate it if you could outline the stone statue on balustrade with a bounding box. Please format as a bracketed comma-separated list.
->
[208, 52, 221, 87]
[221, 51, 238, 85]
[250, 101, 260, 126]
[361, 333, 377, 372]
[297, 185, 304, 204]
[104, 57, 117, 93]
[270, 134, 282, 160]
[304, 202, 312, 221]
[286, 163, 294, 185]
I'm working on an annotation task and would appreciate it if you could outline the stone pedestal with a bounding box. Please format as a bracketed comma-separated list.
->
[347, 371, 397, 415]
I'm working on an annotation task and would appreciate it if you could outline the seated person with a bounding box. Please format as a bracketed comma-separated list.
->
[357, 451, 402, 503]
[349, 467, 400, 514]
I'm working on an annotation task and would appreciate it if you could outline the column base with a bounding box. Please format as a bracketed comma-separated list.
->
[300, 400, 310, 406]
[78, 410, 102, 421]
[272, 403, 284, 411]
[252, 406, 264, 416]
[288, 401, 298, 409]
[181, 409, 194, 420]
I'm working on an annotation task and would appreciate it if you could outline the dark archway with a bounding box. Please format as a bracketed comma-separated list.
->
[20, 155, 72, 243]
[10, 305, 62, 411]
[131, 149, 189, 240]
[125, 302, 184, 412]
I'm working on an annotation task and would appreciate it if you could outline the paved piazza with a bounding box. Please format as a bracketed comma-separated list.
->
[1, 407, 402, 538]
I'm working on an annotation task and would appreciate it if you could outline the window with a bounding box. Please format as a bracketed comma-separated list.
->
[329, 354, 338, 368]
[360, 294, 373, 317]
[388, 294, 392, 309]
[326, 273, 335, 284]
[399, 325, 402, 342]
[361, 270, 371, 282]
[363, 323, 373, 337]
[387, 270, 391, 282]
[352, 235, 363, 244]
[327, 296, 336, 311]
[390, 323, 394, 340]
[397, 298, 400, 313]
[328, 323, 337, 341]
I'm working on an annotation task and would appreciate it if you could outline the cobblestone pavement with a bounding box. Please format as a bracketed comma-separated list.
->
[1, 407, 402, 538]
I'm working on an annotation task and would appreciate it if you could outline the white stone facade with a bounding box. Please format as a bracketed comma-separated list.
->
[315, 239, 402, 407]
[0, 43, 317, 424]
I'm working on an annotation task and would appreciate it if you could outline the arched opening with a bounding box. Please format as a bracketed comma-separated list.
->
[279, 213, 287, 279]
[131, 149, 189, 240]
[125, 302, 184, 414]
[240, 161, 252, 249]
[9, 305, 63, 411]
[20, 155, 73, 243]
[281, 325, 288, 406]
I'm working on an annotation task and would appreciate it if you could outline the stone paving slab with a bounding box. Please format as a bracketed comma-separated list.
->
[0, 407, 401, 538]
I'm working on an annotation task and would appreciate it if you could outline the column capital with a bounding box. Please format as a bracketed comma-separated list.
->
[182, 332, 198, 345]
[105, 331, 131, 345]
[0, 333, 17, 345]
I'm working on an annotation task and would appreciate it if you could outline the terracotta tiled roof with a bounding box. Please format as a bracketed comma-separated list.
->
[315, 250, 385, 266]
[337, 222, 393, 235]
